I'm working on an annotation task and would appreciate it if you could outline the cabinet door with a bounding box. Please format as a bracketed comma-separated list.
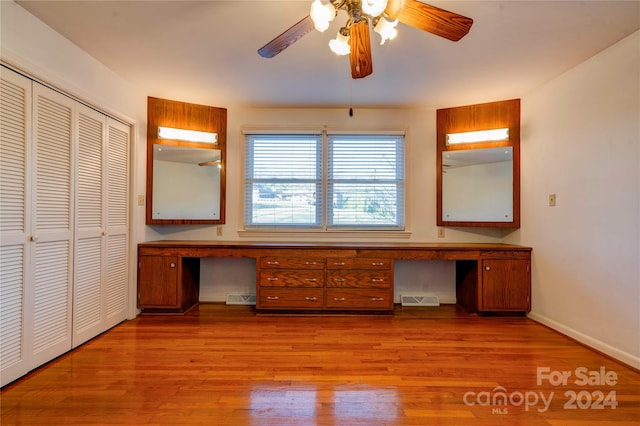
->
[31, 83, 75, 368]
[73, 105, 106, 347]
[0, 68, 32, 386]
[104, 119, 129, 328]
[138, 256, 178, 308]
[481, 259, 530, 311]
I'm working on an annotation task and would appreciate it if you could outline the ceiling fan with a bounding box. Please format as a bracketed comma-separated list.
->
[258, 0, 473, 79]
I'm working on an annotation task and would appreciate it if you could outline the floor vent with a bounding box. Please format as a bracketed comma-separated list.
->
[401, 295, 440, 307]
[225, 294, 256, 305]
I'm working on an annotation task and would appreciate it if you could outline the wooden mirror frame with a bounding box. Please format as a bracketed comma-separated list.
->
[436, 99, 521, 228]
[146, 97, 227, 225]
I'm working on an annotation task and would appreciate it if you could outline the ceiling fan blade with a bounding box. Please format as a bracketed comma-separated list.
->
[258, 15, 315, 58]
[349, 20, 373, 79]
[385, 0, 473, 42]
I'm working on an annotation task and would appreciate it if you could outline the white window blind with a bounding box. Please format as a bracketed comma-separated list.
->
[244, 134, 322, 227]
[328, 134, 405, 229]
[244, 132, 405, 230]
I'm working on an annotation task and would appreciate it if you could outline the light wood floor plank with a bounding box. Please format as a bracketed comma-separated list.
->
[1, 304, 638, 425]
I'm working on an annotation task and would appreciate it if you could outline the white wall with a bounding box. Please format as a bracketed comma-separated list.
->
[0, 1, 157, 320]
[154, 107, 505, 302]
[4, 0, 637, 367]
[509, 31, 640, 368]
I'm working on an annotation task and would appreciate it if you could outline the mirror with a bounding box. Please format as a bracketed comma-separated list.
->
[152, 144, 222, 220]
[436, 99, 520, 228]
[442, 147, 513, 222]
[146, 96, 226, 225]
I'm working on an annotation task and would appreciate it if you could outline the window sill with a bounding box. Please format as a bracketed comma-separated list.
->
[237, 229, 412, 240]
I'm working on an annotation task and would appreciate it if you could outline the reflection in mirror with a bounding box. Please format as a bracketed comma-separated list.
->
[442, 147, 513, 222]
[152, 144, 221, 220]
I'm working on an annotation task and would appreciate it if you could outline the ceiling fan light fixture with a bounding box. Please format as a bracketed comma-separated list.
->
[374, 17, 398, 45]
[329, 30, 351, 55]
[362, 0, 388, 17]
[310, 0, 336, 32]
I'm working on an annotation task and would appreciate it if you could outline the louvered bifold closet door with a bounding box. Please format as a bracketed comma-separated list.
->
[104, 118, 129, 329]
[72, 105, 106, 347]
[0, 68, 32, 386]
[30, 83, 74, 368]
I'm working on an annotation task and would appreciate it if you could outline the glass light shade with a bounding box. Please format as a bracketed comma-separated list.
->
[374, 17, 398, 45]
[329, 32, 351, 56]
[362, 0, 388, 17]
[158, 126, 218, 144]
[310, 0, 336, 32]
[446, 128, 510, 145]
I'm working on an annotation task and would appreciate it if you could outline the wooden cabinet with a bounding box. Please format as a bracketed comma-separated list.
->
[138, 255, 199, 313]
[480, 259, 531, 312]
[258, 256, 325, 310]
[457, 254, 531, 314]
[257, 255, 394, 312]
[325, 257, 393, 311]
[137, 242, 532, 316]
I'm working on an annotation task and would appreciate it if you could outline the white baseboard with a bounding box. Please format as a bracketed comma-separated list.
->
[527, 311, 640, 370]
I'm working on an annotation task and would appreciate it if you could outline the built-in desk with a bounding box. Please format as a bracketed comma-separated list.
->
[137, 241, 532, 315]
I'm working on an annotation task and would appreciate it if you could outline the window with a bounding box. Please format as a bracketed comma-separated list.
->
[244, 131, 405, 230]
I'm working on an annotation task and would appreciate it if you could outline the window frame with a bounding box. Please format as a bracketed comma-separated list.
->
[243, 130, 405, 232]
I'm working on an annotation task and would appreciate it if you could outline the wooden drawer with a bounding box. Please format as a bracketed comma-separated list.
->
[325, 289, 393, 310]
[326, 271, 392, 288]
[326, 257, 392, 270]
[260, 256, 325, 269]
[259, 270, 324, 287]
[259, 288, 324, 309]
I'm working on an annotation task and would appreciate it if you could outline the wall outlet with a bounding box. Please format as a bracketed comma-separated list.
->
[437, 227, 445, 238]
[549, 193, 557, 206]
[137, 195, 145, 206]
[216, 225, 223, 236]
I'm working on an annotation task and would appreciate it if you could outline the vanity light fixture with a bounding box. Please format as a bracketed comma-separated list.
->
[158, 126, 218, 144]
[446, 128, 509, 145]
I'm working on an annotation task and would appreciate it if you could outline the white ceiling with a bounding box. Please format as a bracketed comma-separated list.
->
[15, 0, 640, 109]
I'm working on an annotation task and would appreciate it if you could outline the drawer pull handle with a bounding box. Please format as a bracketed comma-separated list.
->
[170, 263, 176, 268]
[305, 297, 317, 301]
[266, 296, 279, 300]
[305, 278, 317, 282]
[371, 278, 384, 282]
[333, 297, 346, 301]
[266, 261, 280, 265]
[267, 277, 279, 281]
[371, 262, 385, 266]
[371, 297, 385, 301]
[305, 261, 317, 265]
[333, 278, 345, 282]
[333, 262, 346, 266]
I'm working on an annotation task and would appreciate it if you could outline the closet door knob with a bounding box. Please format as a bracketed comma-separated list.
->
[485, 266, 491, 271]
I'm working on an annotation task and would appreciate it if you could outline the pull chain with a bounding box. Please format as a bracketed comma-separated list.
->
[348, 78, 353, 117]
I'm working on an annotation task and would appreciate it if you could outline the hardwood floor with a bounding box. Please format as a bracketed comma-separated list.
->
[2, 304, 639, 425]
